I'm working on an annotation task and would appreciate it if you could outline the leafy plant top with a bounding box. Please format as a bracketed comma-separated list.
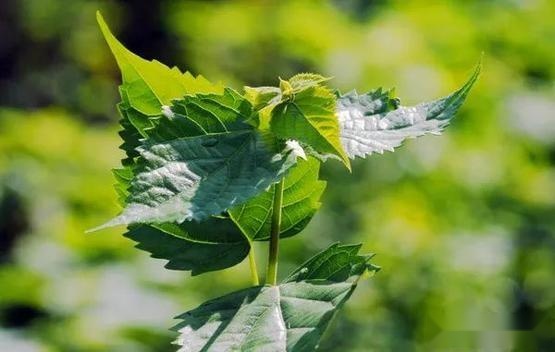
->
[92, 11, 480, 352]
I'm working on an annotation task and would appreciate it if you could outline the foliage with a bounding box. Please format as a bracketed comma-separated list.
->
[91, 11, 478, 352]
[2, 0, 554, 351]
[336, 63, 480, 158]
[172, 243, 378, 352]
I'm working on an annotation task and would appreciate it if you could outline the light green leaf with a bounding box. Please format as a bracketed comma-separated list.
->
[337, 62, 481, 159]
[244, 86, 282, 111]
[271, 83, 351, 170]
[124, 217, 250, 276]
[287, 73, 331, 92]
[242, 86, 282, 129]
[97, 11, 223, 117]
[112, 166, 133, 206]
[172, 243, 378, 352]
[229, 157, 325, 241]
[244, 74, 332, 131]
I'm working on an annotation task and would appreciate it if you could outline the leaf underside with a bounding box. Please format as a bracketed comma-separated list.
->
[124, 218, 250, 276]
[120, 156, 325, 274]
[337, 62, 481, 159]
[173, 243, 379, 352]
[229, 157, 326, 241]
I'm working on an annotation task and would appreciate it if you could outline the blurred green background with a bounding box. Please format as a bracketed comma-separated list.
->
[1, 0, 554, 351]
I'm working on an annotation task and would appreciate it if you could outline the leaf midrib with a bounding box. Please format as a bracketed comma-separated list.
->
[151, 224, 245, 245]
[289, 102, 342, 157]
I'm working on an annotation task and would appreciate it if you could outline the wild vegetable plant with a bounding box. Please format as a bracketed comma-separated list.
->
[92, 11, 480, 352]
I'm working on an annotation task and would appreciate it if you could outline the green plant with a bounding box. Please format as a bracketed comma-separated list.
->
[92, 11, 480, 351]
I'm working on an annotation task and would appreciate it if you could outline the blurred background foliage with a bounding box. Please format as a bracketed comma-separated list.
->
[0, 0, 554, 351]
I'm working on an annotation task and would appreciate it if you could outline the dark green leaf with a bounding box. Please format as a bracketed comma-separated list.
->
[93, 130, 296, 229]
[147, 88, 254, 141]
[98, 12, 226, 213]
[124, 217, 250, 276]
[172, 243, 378, 351]
[284, 242, 380, 283]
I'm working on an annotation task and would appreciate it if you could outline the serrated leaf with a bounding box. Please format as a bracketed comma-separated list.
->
[338, 62, 481, 159]
[112, 88, 255, 211]
[242, 86, 282, 130]
[244, 86, 282, 111]
[172, 243, 378, 352]
[271, 83, 350, 169]
[148, 88, 253, 141]
[115, 86, 151, 165]
[98, 11, 226, 210]
[97, 11, 223, 117]
[284, 243, 380, 283]
[90, 90, 300, 230]
[92, 130, 297, 230]
[124, 217, 250, 276]
[245, 74, 332, 131]
[112, 166, 133, 206]
[229, 157, 325, 241]
[287, 73, 331, 92]
[112, 98, 142, 205]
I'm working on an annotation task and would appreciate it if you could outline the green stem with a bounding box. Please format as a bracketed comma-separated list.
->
[266, 178, 285, 286]
[248, 246, 260, 286]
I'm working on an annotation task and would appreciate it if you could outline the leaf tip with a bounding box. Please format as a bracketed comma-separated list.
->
[85, 225, 103, 234]
[96, 10, 109, 34]
[85, 217, 125, 234]
[465, 55, 483, 89]
[95, 10, 126, 64]
[340, 153, 352, 172]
